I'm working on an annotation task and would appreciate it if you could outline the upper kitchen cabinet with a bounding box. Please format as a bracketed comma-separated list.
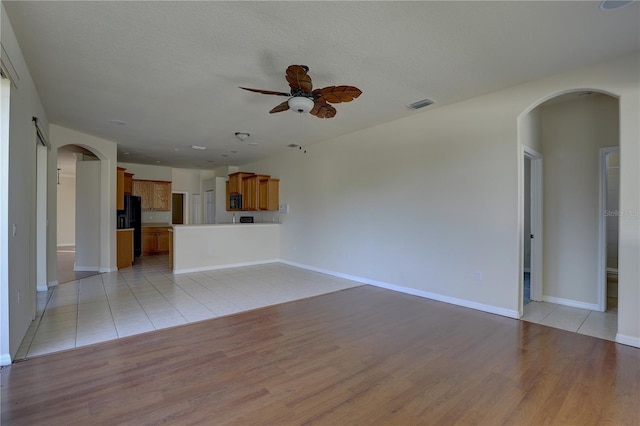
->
[242, 174, 270, 211]
[116, 167, 126, 210]
[259, 177, 279, 211]
[132, 179, 172, 211]
[124, 172, 134, 195]
[226, 171, 280, 211]
[226, 172, 255, 211]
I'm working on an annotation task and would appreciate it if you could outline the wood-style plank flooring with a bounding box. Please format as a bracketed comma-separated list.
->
[2, 285, 639, 425]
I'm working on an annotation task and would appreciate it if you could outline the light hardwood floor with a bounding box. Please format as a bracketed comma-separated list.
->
[2, 285, 638, 425]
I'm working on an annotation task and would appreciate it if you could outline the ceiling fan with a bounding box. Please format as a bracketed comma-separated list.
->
[240, 65, 362, 118]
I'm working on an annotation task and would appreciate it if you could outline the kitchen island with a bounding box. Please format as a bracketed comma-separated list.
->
[171, 223, 280, 274]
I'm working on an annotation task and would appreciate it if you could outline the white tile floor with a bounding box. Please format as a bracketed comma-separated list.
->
[521, 300, 618, 341]
[15, 256, 361, 360]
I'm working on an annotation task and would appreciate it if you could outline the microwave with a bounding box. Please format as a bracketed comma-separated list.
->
[229, 193, 242, 210]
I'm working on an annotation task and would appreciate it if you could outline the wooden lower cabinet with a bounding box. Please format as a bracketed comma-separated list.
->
[142, 226, 171, 255]
[117, 229, 134, 269]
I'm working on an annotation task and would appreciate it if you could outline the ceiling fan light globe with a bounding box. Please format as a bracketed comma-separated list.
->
[288, 96, 314, 114]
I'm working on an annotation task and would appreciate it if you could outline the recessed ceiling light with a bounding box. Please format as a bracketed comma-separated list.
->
[109, 119, 126, 125]
[599, 0, 635, 10]
[191, 145, 207, 150]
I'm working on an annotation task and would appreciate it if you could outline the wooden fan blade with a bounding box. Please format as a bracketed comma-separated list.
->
[269, 101, 290, 114]
[286, 65, 313, 94]
[312, 86, 362, 104]
[310, 101, 336, 119]
[239, 87, 290, 97]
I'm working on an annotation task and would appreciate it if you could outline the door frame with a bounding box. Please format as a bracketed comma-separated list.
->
[521, 146, 543, 313]
[598, 146, 619, 312]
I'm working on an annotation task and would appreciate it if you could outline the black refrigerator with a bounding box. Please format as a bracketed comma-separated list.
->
[117, 195, 142, 258]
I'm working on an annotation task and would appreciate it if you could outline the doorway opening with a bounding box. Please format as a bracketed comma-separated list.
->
[599, 147, 620, 312]
[522, 147, 543, 311]
[172, 192, 188, 225]
[56, 145, 101, 284]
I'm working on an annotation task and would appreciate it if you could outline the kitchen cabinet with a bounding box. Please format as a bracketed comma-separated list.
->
[259, 178, 279, 211]
[116, 167, 126, 210]
[142, 226, 171, 255]
[226, 172, 255, 211]
[132, 179, 172, 211]
[124, 172, 134, 195]
[117, 229, 134, 269]
[226, 171, 279, 211]
[242, 174, 269, 211]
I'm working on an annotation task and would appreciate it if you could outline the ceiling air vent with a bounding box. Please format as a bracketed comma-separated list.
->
[407, 98, 435, 110]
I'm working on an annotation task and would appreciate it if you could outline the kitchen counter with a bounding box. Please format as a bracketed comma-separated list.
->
[171, 223, 280, 274]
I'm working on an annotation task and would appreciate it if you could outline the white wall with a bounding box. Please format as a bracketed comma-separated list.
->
[74, 160, 101, 270]
[248, 91, 522, 316]
[245, 53, 640, 345]
[1, 2, 50, 364]
[540, 94, 618, 307]
[519, 108, 542, 152]
[56, 175, 76, 246]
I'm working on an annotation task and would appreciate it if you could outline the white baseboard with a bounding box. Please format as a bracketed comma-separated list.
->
[615, 333, 640, 348]
[542, 295, 599, 311]
[0, 352, 12, 366]
[99, 267, 118, 273]
[73, 265, 100, 272]
[173, 259, 280, 275]
[56, 243, 75, 248]
[281, 260, 520, 319]
[47, 280, 59, 288]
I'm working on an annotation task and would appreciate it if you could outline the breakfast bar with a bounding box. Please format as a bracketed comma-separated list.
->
[171, 223, 280, 274]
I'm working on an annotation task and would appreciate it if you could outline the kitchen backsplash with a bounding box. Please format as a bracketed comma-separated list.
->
[142, 211, 171, 224]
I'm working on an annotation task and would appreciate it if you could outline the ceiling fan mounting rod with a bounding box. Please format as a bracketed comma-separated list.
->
[290, 88, 312, 98]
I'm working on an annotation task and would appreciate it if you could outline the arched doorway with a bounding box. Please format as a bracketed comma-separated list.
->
[56, 145, 103, 283]
[519, 89, 620, 340]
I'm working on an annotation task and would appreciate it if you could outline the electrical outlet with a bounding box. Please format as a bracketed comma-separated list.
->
[13, 224, 17, 237]
[278, 204, 289, 213]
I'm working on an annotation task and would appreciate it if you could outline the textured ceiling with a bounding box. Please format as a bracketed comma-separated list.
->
[4, 1, 639, 171]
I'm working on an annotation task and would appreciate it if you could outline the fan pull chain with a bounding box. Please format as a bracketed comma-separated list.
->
[296, 112, 307, 154]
